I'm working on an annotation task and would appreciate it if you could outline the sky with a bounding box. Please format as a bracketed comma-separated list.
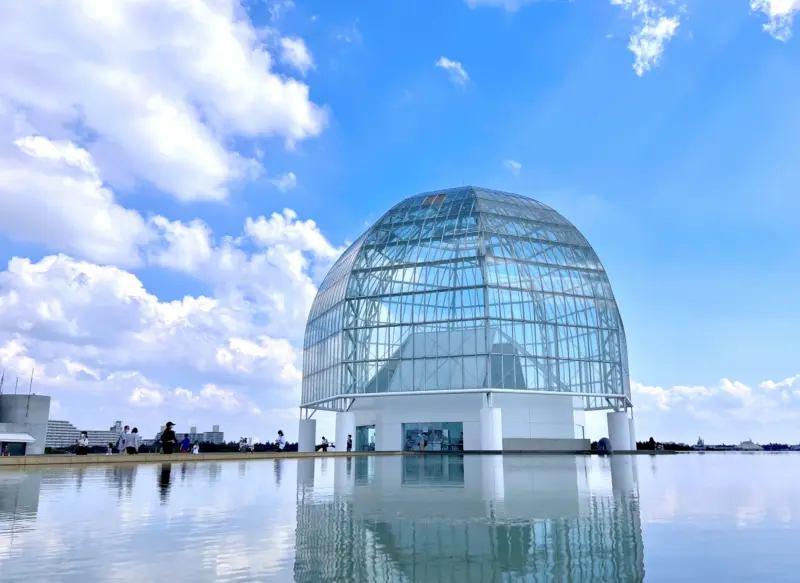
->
[0, 0, 798, 445]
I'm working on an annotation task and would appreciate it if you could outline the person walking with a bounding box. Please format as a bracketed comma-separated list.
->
[346, 434, 353, 452]
[320, 436, 329, 452]
[76, 432, 89, 455]
[115, 425, 130, 454]
[180, 434, 191, 454]
[127, 428, 141, 454]
[161, 422, 177, 454]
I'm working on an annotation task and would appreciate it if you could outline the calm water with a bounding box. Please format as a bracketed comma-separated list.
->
[0, 453, 798, 582]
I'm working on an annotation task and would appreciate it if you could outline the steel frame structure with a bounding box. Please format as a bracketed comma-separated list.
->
[302, 187, 632, 416]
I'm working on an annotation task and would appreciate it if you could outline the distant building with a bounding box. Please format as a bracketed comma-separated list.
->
[0, 394, 51, 455]
[45, 420, 80, 448]
[46, 419, 124, 449]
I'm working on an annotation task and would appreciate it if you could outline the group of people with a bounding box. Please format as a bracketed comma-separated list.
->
[75, 425, 142, 455]
[158, 422, 199, 454]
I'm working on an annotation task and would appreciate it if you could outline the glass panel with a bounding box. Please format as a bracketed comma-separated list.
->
[355, 425, 375, 451]
[402, 422, 464, 452]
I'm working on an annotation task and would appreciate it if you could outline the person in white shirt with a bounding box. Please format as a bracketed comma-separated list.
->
[115, 425, 130, 453]
[276, 430, 286, 451]
[128, 428, 141, 454]
[320, 436, 329, 452]
[191, 442, 200, 454]
[76, 432, 89, 456]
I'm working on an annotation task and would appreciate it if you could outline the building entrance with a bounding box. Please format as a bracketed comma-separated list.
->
[402, 422, 463, 452]
[355, 425, 375, 451]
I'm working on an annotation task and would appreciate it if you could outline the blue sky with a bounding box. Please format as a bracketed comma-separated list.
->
[0, 0, 798, 445]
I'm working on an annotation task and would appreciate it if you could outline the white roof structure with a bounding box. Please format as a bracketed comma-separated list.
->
[0, 432, 35, 443]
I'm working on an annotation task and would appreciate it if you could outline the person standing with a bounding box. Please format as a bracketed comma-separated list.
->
[346, 434, 353, 452]
[115, 425, 130, 454]
[161, 422, 177, 454]
[76, 432, 90, 455]
[127, 428, 141, 454]
[191, 442, 200, 454]
[180, 434, 191, 454]
[320, 436, 329, 452]
[276, 430, 286, 451]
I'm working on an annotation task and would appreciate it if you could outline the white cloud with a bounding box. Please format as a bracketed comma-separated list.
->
[436, 57, 470, 85]
[627, 375, 800, 444]
[0, 0, 327, 202]
[0, 133, 150, 266]
[759, 374, 800, 392]
[0, 201, 342, 435]
[504, 159, 522, 176]
[269, 171, 298, 192]
[751, 0, 800, 40]
[269, 0, 295, 22]
[129, 387, 165, 407]
[611, 0, 680, 76]
[280, 37, 315, 75]
[173, 384, 243, 412]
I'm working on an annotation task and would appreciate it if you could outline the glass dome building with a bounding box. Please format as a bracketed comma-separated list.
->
[300, 186, 635, 453]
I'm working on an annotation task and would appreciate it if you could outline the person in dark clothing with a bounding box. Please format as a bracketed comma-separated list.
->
[346, 434, 353, 452]
[161, 421, 177, 454]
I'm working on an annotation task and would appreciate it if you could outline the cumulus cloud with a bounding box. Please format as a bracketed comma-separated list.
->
[436, 57, 470, 85]
[280, 37, 315, 75]
[611, 0, 681, 76]
[751, 0, 800, 40]
[0, 133, 150, 266]
[0, 201, 342, 435]
[0, 0, 327, 202]
[628, 375, 800, 444]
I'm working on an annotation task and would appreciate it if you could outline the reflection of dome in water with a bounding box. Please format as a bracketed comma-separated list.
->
[300, 186, 636, 453]
[293, 456, 644, 582]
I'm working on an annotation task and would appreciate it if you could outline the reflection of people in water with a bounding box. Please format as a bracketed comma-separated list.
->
[158, 463, 172, 503]
[274, 459, 283, 486]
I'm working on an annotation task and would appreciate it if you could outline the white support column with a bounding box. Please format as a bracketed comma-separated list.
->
[335, 412, 356, 453]
[334, 457, 355, 497]
[480, 406, 503, 451]
[298, 418, 317, 453]
[480, 455, 506, 516]
[610, 455, 636, 494]
[606, 411, 632, 452]
[628, 415, 637, 451]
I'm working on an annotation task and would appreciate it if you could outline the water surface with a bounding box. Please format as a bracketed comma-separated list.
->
[1, 453, 798, 582]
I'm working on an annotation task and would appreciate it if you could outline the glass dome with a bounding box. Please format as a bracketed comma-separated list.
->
[302, 186, 630, 412]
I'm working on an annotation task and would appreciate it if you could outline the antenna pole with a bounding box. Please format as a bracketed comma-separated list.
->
[28, 368, 34, 395]
[0, 370, 4, 395]
[14, 377, 18, 395]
